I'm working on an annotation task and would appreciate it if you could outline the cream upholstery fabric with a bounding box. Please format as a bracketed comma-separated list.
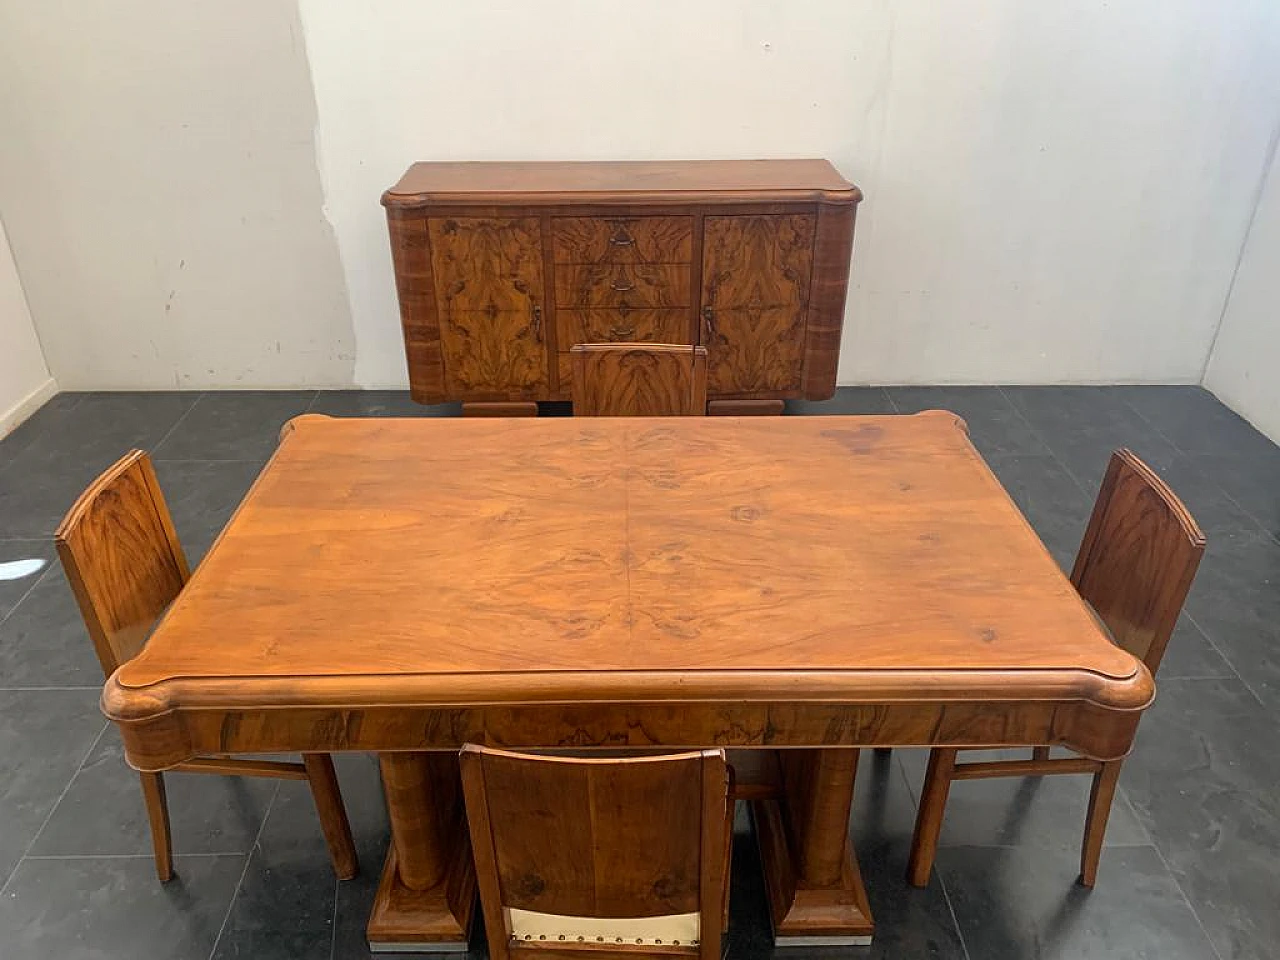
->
[506, 908, 700, 945]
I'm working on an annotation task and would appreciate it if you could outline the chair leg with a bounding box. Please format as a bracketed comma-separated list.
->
[139, 772, 173, 882]
[1079, 759, 1122, 887]
[907, 748, 957, 887]
[721, 801, 734, 934]
[302, 753, 358, 880]
[1031, 746, 1051, 762]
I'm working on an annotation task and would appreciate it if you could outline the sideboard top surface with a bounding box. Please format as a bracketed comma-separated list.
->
[383, 159, 861, 207]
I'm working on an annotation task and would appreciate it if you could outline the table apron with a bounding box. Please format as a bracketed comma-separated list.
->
[110, 698, 1144, 771]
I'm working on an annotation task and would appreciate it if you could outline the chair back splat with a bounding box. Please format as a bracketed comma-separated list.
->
[571, 343, 708, 417]
[55, 450, 189, 677]
[460, 745, 730, 960]
[1070, 448, 1206, 674]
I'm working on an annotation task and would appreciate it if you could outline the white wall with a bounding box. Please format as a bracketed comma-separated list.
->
[0, 0, 355, 390]
[1, 2, 1278, 390]
[300, 0, 1280, 388]
[0, 218, 54, 437]
[1205, 137, 1280, 444]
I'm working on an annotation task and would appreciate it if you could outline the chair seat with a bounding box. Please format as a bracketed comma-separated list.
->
[508, 908, 700, 945]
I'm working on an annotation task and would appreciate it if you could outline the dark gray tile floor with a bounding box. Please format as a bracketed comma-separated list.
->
[0, 385, 1276, 959]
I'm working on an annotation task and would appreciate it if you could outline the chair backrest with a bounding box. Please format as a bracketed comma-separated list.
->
[1070, 449, 1206, 675]
[55, 450, 190, 678]
[571, 343, 708, 417]
[460, 745, 729, 960]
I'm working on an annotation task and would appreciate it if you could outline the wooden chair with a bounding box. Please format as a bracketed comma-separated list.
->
[906, 449, 1205, 888]
[571, 343, 708, 416]
[460, 745, 732, 960]
[55, 450, 358, 883]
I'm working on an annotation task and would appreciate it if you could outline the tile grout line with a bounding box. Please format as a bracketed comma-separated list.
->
[1145, 834, 1228, 960]
[995, 386, 1096, 500]
[21, 852, 255, 861]
[891, 752, 972, 960]
[0, 560, 58, 630]
[1182, 612, 1266, 708]
[0, 686, 105, 692]
[1014, 386, 1253, 954]
[150, 392, 208, 455]
[327, 875, 341, 960]
[1117, 393, 1278, 546]
[0, 721, 109, 896]
[1116, 394, 1275, 699]
[206, 780, 282, 960]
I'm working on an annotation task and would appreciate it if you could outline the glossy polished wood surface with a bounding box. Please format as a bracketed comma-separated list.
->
[571, 344, 708, 417]
[384, 160, 860, 206]
[104, 413, 1151, 770]
[1070, 449, 1206, 674]
[461, 747, 730, 960]
[58, 450, 357, 883]
[906, 449, 1206, 889]
[383, 160, 859, 408]
[57, 450, 189, 677]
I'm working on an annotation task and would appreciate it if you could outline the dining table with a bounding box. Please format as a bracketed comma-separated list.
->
[102, 411, 1154, 952]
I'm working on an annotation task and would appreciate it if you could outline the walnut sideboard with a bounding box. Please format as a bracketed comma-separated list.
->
[382, 159, 861, 416]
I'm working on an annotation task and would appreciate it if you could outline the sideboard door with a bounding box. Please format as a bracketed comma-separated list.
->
[700, 215, 816, 395]
[428, 217, 547, 397]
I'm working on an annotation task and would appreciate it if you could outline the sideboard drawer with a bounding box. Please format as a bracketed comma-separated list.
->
[552, 216, 693, 264]
[557, 308, 691, 348]
[555, 264, 692, 309]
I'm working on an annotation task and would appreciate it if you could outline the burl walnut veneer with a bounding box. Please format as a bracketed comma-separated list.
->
[101, 413, 1153, 950]
[382, 160, 861, 416]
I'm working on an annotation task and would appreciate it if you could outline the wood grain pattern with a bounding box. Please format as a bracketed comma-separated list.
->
[105, 415, 1151, 761]
[1070, 449, 1206, 674]
[461, 747, 729, 960]
[56, 450, 189, 676]
[701, 215, 815, 394]
[553, 217, 693, 264]
[753, 749, 872, 942]
[388, 216, 447, 403]
[555, 264, 691, 310]
[906, 449, 1206, 889]
[95, 418, 1161, 941]
[802, 201, 857, 400]
[558, 308, 691, 348]
[429, 217, 545, 314]
[702, 307, 806, 394]
[383, 161, 859, 407]
[367, 752, 476, 948]
[706, 399, 785, 416]
[571, 344, 708, 417]
[429, 217, 547, 398]
[56, 450, 357, 884]
[701, 215, 814, 308]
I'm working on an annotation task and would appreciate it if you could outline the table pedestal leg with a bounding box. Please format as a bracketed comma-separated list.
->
[751, 748, 874, 945]
[367, 753, 476, 953]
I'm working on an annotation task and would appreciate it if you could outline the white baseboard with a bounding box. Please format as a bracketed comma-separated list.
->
[0, 377, 58, 442]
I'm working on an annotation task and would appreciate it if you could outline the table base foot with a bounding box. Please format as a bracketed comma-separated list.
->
[707, 399, 785, 416]
[366, 844, 476, 953]
[751, 797, 874, 943]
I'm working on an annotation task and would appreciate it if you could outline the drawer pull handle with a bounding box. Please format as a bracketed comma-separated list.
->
[609, 279, 635, 292]
[531, 304, 542, 339]
[608, 325, 636, 340]
[608, 232, 635, 246]
[703, 307, 716, 337]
